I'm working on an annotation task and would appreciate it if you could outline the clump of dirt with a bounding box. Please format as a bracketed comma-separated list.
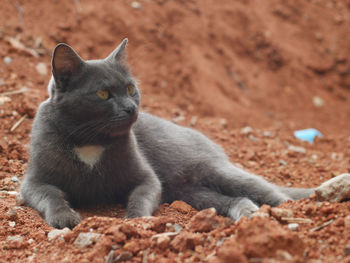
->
[0, 0, 350, 262]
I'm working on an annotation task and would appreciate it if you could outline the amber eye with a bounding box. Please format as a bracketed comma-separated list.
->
[127, 85, 134, 96]
[96, 90, 109, 100]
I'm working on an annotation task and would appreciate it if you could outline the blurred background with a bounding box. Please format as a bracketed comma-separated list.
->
[1, 0, 350, 135]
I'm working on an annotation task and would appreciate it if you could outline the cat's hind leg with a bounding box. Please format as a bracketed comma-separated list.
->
[171, 186, 258, 221]
[201, 162, 292, 207]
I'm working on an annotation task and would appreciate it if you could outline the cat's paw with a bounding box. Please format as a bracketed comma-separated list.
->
[228, 198, 259, 221]
[46, 208, 81, 229]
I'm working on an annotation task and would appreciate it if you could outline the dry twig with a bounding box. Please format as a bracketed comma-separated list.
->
[10, 114, 27, 132]
[310, 219, 334, 232]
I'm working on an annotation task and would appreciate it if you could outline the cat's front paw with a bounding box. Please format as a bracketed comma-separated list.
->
[46, 208, 81, 229]
[228, 198, 259, 221]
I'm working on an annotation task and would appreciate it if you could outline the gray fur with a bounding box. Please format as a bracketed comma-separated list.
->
[20, 39, 314, 229]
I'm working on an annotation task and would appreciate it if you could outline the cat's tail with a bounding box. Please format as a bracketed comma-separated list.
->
[279, 186, 315, 200]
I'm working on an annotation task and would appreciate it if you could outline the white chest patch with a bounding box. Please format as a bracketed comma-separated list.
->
[74, 145, 105, 168]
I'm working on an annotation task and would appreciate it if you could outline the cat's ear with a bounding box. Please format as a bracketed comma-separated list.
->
[52, 43, 85, 89]
[105, 38, 128, 63]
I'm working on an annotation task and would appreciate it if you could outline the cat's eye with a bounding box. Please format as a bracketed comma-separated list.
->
[127, 85, 134, 96]
[96, 90, 109, 100]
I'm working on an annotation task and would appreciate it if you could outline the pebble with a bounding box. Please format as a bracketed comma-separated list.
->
[36, 62, 48, 75]
[0, 96, 11, 106]
[240, 126, 253, 135]
[48, 227, 71, 241]
[11, 176, 19, 182]
[4, 56, 12, 65]
[279, 159, 287, 166]
[315, 173, 350, 202]
[115, 251, 132, 262]
[73, 232, 101, 248]
[312, 96, 324, 107]
[6, 207, 18, 220]
[131, 1, 142, 9]
[263, 131, 273, 137]
[271, 207, 293, 219]
[9, 221, 16, 227]
[189, 208, 220, 232]
[288, 223, 299, 231]
[288, 145, 306, 154]
[248, 134, 259, 141]
[7, 235, 24, 243]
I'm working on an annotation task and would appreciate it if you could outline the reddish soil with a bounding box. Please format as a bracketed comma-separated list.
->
[1, 0, 350, 262]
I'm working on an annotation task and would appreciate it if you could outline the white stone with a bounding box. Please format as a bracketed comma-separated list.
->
[74, 145, 104, 168]
[48, 227, 71, 241]
[288, 145, 306, 153]
[288, 223, 299, 231]
[9, 221, 16, 227]
[7, 235, 23, 243]
[240, 126, 253, 135]
[313, 96, 324, 107]
[74, 232, 101, 248]
[315, 173, 350, 202]
[0, 96, 11, 106]
[36, 62, 48, 75]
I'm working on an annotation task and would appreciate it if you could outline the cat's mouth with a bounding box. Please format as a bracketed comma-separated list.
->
[104, 113, 138, 137]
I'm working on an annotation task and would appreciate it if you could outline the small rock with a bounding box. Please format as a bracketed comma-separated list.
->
[131, 1, 142, 9]
[312, 96, 324, 107]
[28, 238, 34, 244]
[190, 116, 198, 126]
[315, 173, 350, 202]
[7, 235, 24, 243]
[276, 250, 293, 260]
[189, 208, 220, 232]
[170, 200, 192, 213]
[288, 223, 299, 231]
[263, 131, 273, 137]
[6, 207, 18, 220]
[156, 235, 171, 250]
[11, 176, 19, 182]
[250, 211, 269, 219]
[9, 221, 16, 227]
[4, 56, 12, 65]
[248, 134, 259, 141]
[345, 244, 350, 256]
[115, 251, 132, 262]
[36, 62, 48, 75]
[0, 96, 11, 106]
[271, 207, 293, 220]
[288, 145, 306, 154]
[219, 118, 228, 128]
[73, 232, 101, 248]
[279, 160, 287, 166]
[240, 126, 253, 135]
[48, 227, 71, 241]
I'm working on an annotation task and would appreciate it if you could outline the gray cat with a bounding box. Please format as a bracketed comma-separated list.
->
[20, 39, 314, 229]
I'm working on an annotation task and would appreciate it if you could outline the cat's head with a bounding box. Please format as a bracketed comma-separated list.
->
[48, 39, 140, 141]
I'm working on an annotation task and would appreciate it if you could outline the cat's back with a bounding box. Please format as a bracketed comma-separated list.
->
[133, 112, 227, 174]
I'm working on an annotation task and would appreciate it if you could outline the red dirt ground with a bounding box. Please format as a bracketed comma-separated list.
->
[1, 0, 350, 262]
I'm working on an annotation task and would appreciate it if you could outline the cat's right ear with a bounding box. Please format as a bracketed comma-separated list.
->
[52, 43, 85, 90]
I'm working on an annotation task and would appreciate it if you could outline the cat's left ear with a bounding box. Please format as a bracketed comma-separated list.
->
[105, 38, 128, 63]
[52, 43, 85, 90]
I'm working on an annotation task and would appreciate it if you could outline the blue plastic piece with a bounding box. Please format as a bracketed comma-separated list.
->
[294, 128, 322, 143]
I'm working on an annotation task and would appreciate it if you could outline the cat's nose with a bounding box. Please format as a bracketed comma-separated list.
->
[123, 105, 136, 115]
